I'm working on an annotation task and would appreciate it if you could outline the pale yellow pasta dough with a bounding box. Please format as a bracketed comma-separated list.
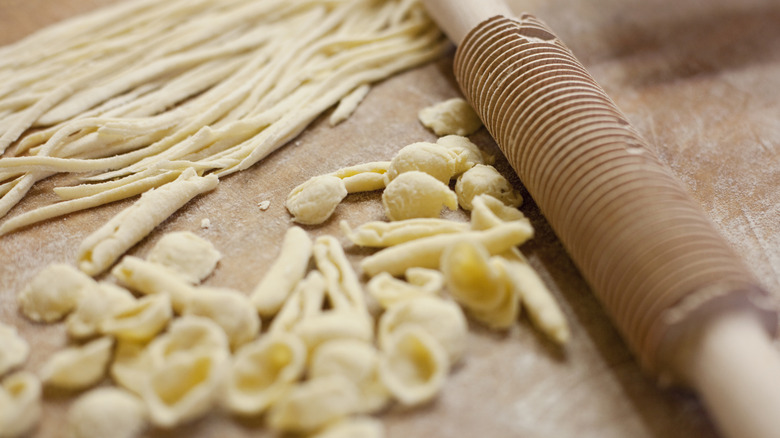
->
[268, 270, 326, 334]
[378, 296, 467, 365]
[111, 340, 154, 397]
[221, 332, 307, 416]
[361, 220, 534, 277]
[286, 174, 348, 225]
[329, 84, 371, 127]
[112, 255, 196, 313]
[17, 263, 97, 323]
[340, 218, 468, 248]
[39, 337, 113, 390]
[378, 325, 449, 406]
[145, 316, 229, 368]
[66, 282, 136, 340]
[251, 226, 312, 317]
[418, 98, 483, 136]
[182, 287, 260, 349]
[0, 371, 41, 438]
[267, 375, 360, 433]
[0, 324, 29, 378]
[314, 235, 366, 313]
[436, 135, 492, 173]
[77, 168, 218, 276]
[330, 161, 390, 193]
[367, 268, 443, 309]
[454, 164, 522, 211]
[382, 171, 457, 221]
[385, 142, 461, 184]
[311, 417, 385, 438]
[309, 339, 389, 414]
[470, 193, 526, 231]
[67, 387, 148, 438]
[293, 310, 374, 353]
[100, 294, 172, 342]
[146, 231, 222, 284]
[440, 239, 508, 313]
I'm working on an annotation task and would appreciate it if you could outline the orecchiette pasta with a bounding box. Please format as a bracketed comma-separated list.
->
[0, 371, 42, 438]
[17, 263, 97, 323]
[145, 316, 229, 368]
[221, 332, 307, 416]
[146, 231, 222, 284]
[251, 226, 312, 317]
[286, 174, 348, 225]
[77, 168, 219, 276]
[111, 339, 154, 396]
[469, 194, 526, 231]
[66, 282, 136, 340]
[385, 142, 461, 184]
[361, 220, 534, 277]
[141, 349, 228, 428]
[454, 164, 522, 211]
[378, 296, 467, 365]
[378, 325, 449, 406]
[267, 375, 360, 433]
[440, 239, 508, 313]
[309, 339, 389, 414]
[100, 294, 172, 342]
[382, 171, 457, 221]
[39, 337, 113, 390]
[181, 287, 260, 349]
[112, 256, 195, 313]
[436, 135, 491, 173]
[498, 249, 570, 345]
[418, 97, 483, 137]
[0, 324, 29, 377]
[340, 218, 468, 248]
[330, 161, 391, 193]
[67, 387, 148, 438]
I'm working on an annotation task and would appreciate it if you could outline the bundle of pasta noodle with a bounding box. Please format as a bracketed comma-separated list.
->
[0, 0, 447, 235]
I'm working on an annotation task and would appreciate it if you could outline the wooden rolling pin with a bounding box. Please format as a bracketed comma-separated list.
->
[420, 1, 780, 437]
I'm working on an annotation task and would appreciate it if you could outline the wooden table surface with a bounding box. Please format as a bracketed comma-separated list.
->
[1, 1, 778, 437]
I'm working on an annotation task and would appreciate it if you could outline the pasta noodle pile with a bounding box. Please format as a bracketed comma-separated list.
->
[0, 0, 447, 235]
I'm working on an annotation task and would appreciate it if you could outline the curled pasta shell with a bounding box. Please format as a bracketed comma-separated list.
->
[470, 194, 527, 231]
[455, 164, 522, 211]
[146, 316, 229, 368]
[418, 97, 483, 137]
[309, 339, 389, 414]
[0, 323, 29, 377]
[146, 231, 222, 284]
[112, 256, 196, 313]
[221, 332, 307, 416]
[382, 171, 457, 221]
[111, 339, 153, 396]
[385, 142, 461, 184]
[441, 239, 507, 313]
[66, 282, 136, 340]
[17, 263, 96, 323]
[0, 371, 42, 438]
[39, 337, 113, 391]
[378, 296, 467, 365]
[182, 287, 260, 349]
[294, 310, 374, 353]
[436, 135, 491, 173]
[267, 375, 360, 433]
[142, 350, 228, 428]
[286, 174, 348, 225]
[67, 387, 148, 438]
[378, 325, 449, 406]
[100, 294, 172, 342]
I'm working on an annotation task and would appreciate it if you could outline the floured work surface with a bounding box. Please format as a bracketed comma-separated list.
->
[0, 0, 778, 437]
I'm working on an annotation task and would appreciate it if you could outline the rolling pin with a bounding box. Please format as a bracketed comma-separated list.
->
[420, 1, 780, 437]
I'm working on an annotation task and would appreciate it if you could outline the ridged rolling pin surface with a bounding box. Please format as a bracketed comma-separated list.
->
[421, 1, 780, 438]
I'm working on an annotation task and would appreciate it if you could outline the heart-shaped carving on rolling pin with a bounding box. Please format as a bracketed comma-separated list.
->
[421, 1, 780, 438]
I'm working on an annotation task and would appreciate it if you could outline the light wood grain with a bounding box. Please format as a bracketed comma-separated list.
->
[1, 1, 778, 437]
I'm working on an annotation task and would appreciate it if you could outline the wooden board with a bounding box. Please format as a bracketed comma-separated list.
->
[1, 1, 778, 437]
